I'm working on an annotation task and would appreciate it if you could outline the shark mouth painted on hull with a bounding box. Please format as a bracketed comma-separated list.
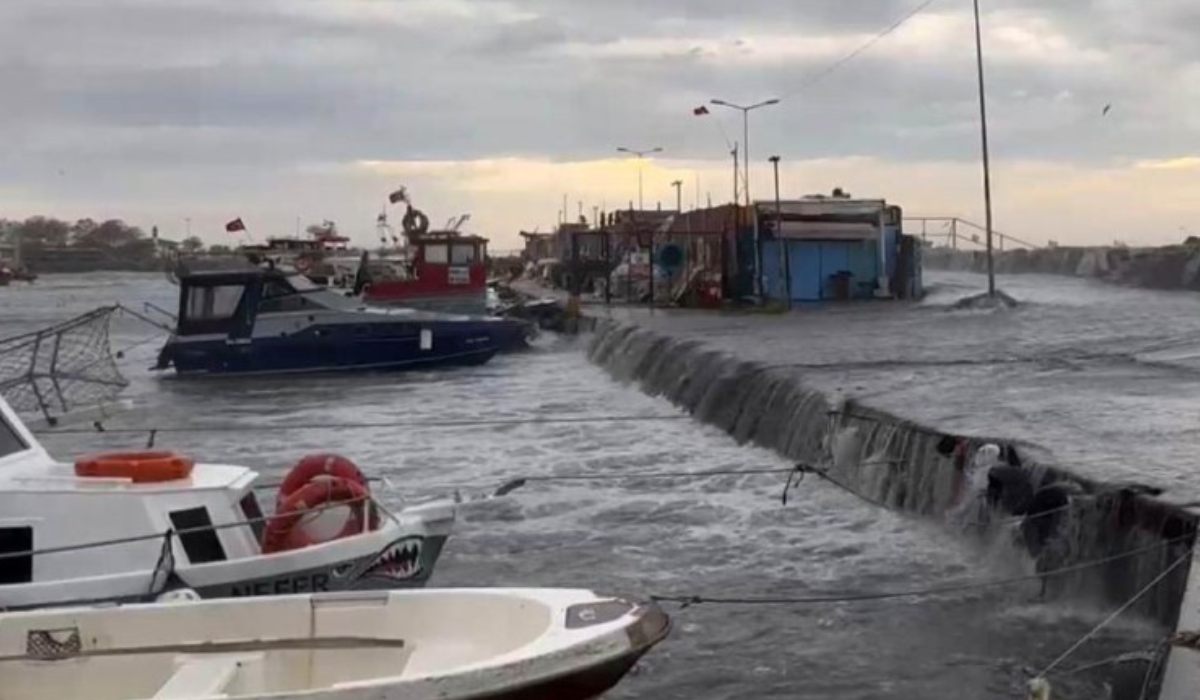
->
[360, 536, 424, 581]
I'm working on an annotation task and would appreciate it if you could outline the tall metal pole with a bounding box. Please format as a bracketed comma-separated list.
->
[731, 144, 739, 207]
[742, 110, 750, 212]
[973, 0, 996, 297]
[671, 180, 683, 213]
[711, 98, 779, 301]
[637, 158, 644, 210]
[770, 155, 789, 308]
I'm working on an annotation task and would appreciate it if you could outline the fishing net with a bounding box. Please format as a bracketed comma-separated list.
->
[0, 306, 128, 423]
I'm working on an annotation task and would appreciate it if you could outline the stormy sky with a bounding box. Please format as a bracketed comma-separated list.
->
[2, 0, 1198, 248]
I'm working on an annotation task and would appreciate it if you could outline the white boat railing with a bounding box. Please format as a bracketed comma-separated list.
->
[0, 492, 398, 602]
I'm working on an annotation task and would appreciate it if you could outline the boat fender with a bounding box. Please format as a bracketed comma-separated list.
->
[402, 206, 430, 235]
[75, 451, 194, 483]
[262, 477, 374, 554]
[156, 587, 201, 604]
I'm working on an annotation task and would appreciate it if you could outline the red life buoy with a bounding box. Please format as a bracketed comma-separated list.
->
[278, 454, 368, 503]
[262, 477, 373, 554]
[294, 257, 312, 273]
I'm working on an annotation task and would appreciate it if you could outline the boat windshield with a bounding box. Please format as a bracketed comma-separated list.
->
[258, 274, 367, 313]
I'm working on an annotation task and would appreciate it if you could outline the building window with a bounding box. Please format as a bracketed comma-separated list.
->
[0, 527, 33, 584]
[169, 507, 227, 564]
[0, 415, 28, 459]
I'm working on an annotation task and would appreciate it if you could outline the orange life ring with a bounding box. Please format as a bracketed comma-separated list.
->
[262, 477, 373, 554]
[278, 454, 368, 503]
[75, 451, 194, 483]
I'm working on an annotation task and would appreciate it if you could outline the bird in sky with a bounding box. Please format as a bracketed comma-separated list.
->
[1102, 104, 1112, 116]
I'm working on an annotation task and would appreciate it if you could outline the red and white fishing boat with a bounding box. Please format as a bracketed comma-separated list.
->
[361, 231, 490, 315]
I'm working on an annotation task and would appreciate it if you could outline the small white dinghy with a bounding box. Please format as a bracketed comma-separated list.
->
[0, 587, 670, 700]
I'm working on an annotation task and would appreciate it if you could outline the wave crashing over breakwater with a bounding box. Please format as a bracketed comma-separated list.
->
[587, 319, 1196, 625]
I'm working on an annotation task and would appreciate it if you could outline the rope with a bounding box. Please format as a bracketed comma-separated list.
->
[1033, 549, 1192, 681]
[651, 535, 1192, 607]
[792, 463, 892, 510]
[0, 493, 382, 563]
[36, 413, 692, 437]
[114, 304, 173, 333]
[492, 466, 798, 496]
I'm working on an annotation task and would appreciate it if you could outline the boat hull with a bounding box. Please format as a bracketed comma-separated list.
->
[0, 501, 457, 611]
[160, 325, 498, 376]
[188, 533, 449, 599]
[0, 588, 669, 700]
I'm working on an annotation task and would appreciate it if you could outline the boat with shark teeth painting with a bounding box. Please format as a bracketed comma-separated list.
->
[0, 396, 455, 610]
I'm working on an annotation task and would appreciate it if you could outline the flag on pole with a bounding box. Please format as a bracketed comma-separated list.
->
[693, 105, 710, 116]
[225, 218, 246, 233]
[388, 187, 408, 204]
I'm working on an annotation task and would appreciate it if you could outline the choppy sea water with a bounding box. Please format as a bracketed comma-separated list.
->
[0, 272, 1169, 699]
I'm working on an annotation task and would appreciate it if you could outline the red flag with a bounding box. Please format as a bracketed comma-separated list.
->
[225, 217, 246, 233]
[693, 105, 710, 116]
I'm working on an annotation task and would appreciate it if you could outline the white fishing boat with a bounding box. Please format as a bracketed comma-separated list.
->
[0, 587, 668, 700]
[0, 396, 456, 610]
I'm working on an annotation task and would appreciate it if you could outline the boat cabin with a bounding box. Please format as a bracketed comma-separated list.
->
[0, 393, 456, 609]
[172, 263, 334, 339]
[362, 233, 489, 313]
[0, 397, 268, 608]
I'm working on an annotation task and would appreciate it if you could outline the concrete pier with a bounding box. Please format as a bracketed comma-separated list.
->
[560, 270, 1200, 694]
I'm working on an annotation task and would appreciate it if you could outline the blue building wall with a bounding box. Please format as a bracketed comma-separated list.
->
[761, 238, 882, 302]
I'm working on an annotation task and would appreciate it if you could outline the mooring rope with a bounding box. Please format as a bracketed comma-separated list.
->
[36, 414, 694, 438]
[1031, 549, 1192, 683]
[0, 493, 384, 563]
[650, 535, 1193, 608]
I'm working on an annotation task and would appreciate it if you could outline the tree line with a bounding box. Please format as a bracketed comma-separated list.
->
[0, 216, 234, 257]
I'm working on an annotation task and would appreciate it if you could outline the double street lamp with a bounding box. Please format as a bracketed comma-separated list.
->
[616, 146, 663, 210]
[709, 98, 780, 213]
[711, 97, 779, 298]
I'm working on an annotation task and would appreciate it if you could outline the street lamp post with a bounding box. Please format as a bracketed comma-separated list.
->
[671, 180, 683, 213]
[616, 146, 663, 210]
[972, 0, 996, 298]
[710, 98, 780, 214]
[711, 98, 779, 299]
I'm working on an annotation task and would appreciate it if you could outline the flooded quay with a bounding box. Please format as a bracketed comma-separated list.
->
[1, 271, 1182, 698]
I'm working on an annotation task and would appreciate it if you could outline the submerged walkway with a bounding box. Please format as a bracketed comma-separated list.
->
[575, 270, 1200, 505]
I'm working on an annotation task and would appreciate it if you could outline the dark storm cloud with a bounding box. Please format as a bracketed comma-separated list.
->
[1, 0, 1198, 192]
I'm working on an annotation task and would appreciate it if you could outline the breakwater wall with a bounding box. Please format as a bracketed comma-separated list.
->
[587, 319, 1197, 626]
[926, 245, 1200, 291]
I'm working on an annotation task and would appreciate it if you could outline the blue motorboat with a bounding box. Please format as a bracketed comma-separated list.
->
[155, 262, 529, 376]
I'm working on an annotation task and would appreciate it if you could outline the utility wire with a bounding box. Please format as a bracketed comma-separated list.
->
[651, 535, 1193, 607]
[780, 0, 941, 98]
